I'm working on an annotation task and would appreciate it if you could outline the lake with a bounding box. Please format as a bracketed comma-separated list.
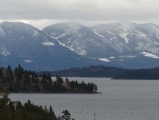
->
[9, 78, 159, 120]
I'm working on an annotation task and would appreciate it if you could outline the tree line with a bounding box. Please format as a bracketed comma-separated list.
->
[46, 65, 127, 78]
[112, 67, 159, 79]
[0, 85, 74, 120]
[0, 65, 98, 93]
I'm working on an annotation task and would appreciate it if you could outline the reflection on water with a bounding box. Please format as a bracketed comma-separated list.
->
[10, 78, 159, 120]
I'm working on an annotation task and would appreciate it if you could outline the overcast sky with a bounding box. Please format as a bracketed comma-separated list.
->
[0, 0, 159, 29]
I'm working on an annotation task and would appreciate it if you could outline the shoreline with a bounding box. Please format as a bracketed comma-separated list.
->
[9, 91, 102, 94]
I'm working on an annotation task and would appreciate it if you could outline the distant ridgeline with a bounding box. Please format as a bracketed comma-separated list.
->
[45, 65, 127, 78]
[0, 65, 98, 93]
[112, 67, 159, 80]
[42, 65, 159, 80]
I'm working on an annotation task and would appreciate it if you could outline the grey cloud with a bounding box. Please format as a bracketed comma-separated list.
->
[0, 0, 159, 28]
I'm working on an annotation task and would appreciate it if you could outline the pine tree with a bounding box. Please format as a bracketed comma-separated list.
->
[62, 110, 71, 120]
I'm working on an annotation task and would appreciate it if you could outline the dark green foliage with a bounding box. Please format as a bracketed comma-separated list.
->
[69, 80, 97, 93]
[113, 67, 159, 79]
[46, 65, 127, 77]
[0, 85, 75, 120]
[0, 65, 98, 93]
[0, 85, 58, 120]
[61, 110, 71, 120]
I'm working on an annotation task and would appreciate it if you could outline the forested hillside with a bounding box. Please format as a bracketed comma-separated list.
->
[113, 67, 159, 79]
[43, 65, 159, 80]
[46, 65, 127, 77]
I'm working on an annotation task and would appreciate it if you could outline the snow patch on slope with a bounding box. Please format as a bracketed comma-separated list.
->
[94, 31, 107, 42]
[140, 52, 159, 59]
[51, 33, 68, 40]
[58, 40, 87, 55]
[135, 31, 147, 39]
[24, 60, 33, 63]
[110, 57, 115, 59]
[77, 49, 87, 55]
[0, 47, 10, 56]
[119, 56, 136, 58]
[58, 41, 66, 47]
[42, 41, 55, 46]
[119, 32, 129, 43]
[98, 58, 110, 62]
[33, 30, 39, 37]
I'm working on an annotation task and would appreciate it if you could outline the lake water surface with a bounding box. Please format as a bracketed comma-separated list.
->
[10, 78, 159, 120]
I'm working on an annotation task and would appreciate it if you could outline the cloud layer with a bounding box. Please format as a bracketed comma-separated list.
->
[0, 0, 159, 29]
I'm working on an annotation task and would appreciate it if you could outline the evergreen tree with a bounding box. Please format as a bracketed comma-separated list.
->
[62, 110, 71, 120]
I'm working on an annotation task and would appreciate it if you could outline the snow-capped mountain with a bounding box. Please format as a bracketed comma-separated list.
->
[43, 21, 159, 68]
[0, 22, 106, 71]
[43, 22, 117, 58]
[92, 22, 159, 56]
[1, 21, 159, 70]
[91, 22, 159, 67]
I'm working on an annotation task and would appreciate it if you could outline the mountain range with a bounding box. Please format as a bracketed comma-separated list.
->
[1, 21, 159, 70]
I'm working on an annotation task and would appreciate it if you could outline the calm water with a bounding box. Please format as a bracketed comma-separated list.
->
[9, 78, 159, 120]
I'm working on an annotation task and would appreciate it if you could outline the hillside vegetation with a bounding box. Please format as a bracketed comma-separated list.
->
[46, 65, 127, 78]
[43, 65, 159, 80]
[0, 65, 97, 93]
[0, 85, 74, 120]
[113, 67, 159, 79]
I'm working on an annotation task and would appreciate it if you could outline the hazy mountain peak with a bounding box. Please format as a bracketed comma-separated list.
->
[0, 21, 33, 28]
[64, 21, 82, 27]
[117, 21, 135, 25]
[45, 21, 83, 31]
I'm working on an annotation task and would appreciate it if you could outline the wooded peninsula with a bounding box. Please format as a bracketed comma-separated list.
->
[0, 65, 98, 93]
